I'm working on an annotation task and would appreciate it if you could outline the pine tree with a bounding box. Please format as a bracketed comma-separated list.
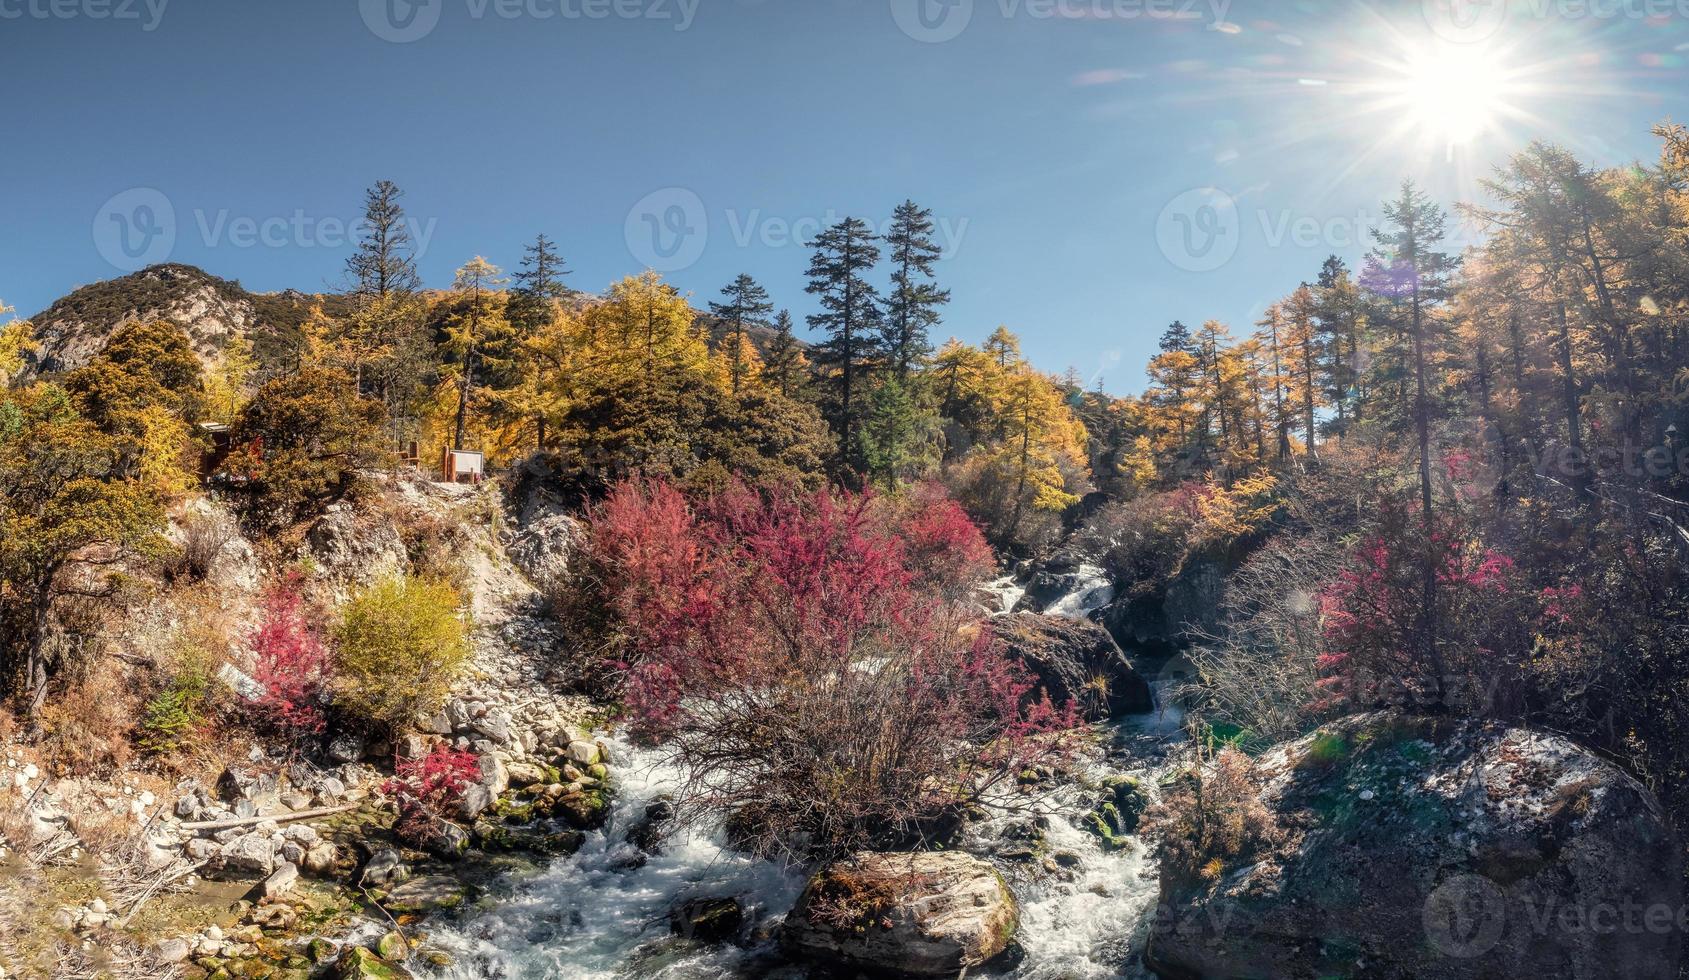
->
[509, 233, 569, 335]
[1315, 256, 1364, 433]
[709, 274, 775, 395]
[883, 200, 949, 377]
[983, 326, 1021, 369]
[343, 180, 427, 420]
[861, 372, 940, 487]
[1364, 179, 1459, 702]
[763, 310, 811, 399]
[804, 217, 883, 477]
[1146, 321, 1201, 450]
[347, 180, 420, 301]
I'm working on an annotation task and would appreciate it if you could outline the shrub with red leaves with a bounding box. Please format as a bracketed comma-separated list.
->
[387, 744, 482, 809]
[883, 482, 998, 602]
[248, 573, 330, 738]
[582, 478, 1078, 859]
[1315, 504, 1532, 716]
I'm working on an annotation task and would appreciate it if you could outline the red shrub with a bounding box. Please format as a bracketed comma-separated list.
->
[249, 573, 330, 737]
[388, 745, 481, 809]
[583, 478, 1074, 858]
[885, 482, 998, 601]
[1316, 505, 1529, 716]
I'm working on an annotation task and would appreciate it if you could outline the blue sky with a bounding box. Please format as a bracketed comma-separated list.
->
[2, 0, 1685, 393]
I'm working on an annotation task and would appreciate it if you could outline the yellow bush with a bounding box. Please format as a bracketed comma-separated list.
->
[333, 574, 471, 732]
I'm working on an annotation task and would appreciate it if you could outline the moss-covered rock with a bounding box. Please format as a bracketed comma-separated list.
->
[1082, 775, 1148, 851]
[333, 945, 412, 979]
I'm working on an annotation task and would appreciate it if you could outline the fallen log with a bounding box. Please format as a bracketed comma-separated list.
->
[179, 803, 360, 832]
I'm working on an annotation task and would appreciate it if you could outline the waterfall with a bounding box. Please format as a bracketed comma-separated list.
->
[1041, 563, 1115, 621]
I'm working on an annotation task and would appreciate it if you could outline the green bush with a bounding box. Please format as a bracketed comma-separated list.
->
[139, 667, 212, 756]
[333, 573, 471, 732]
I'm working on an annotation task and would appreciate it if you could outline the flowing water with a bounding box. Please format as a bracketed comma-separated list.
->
[1041, 564, 1115, 621]
[422, 570, 1181, 979]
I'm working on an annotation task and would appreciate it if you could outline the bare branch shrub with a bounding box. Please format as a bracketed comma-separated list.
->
[1184, 532, 1342, 746]
[162, 511, 233, 584]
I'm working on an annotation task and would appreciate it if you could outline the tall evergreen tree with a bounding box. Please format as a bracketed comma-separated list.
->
[509, 233, 569, 332]
[1315, 256, 1364, 432]
[763, 310, 810, 399]
[342, 180, 429, 423]
[347, 180, 420, 300]
[709, 274, 775, 395]
[883, 200, 950, 377]
[1364, 180, 1459, 701]
[1159, 319, 1195, 356]
[804, 218, 883, 477]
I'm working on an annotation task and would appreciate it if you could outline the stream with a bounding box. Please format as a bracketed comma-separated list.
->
[422, 567, 1184, 980]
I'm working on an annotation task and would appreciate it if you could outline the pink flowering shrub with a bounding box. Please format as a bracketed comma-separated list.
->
[387, 744, 481, 809]
[581, 478, 1077, 858]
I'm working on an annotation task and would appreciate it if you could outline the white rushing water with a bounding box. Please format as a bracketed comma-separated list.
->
[422, 736, 806, 980]
[984, 574, 1028, 616]
[1042, 563, 1115, 621]
[421, 727, 1167, 980]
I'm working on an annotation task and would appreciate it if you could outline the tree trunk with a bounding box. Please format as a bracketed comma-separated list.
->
[1410, 282, 1444, 706]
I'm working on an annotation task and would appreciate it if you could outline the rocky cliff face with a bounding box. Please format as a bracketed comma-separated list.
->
[1147, 712, 1684, 980]
[24, 264, 262, 376]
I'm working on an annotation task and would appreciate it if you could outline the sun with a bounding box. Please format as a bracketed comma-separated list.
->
[1387, 42, 1520, 151]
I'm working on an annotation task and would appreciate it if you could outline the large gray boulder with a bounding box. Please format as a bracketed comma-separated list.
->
[782, 851, 1018, 976]
[993, 613, 1153, 718]
[1146, 712, 1684, 980]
